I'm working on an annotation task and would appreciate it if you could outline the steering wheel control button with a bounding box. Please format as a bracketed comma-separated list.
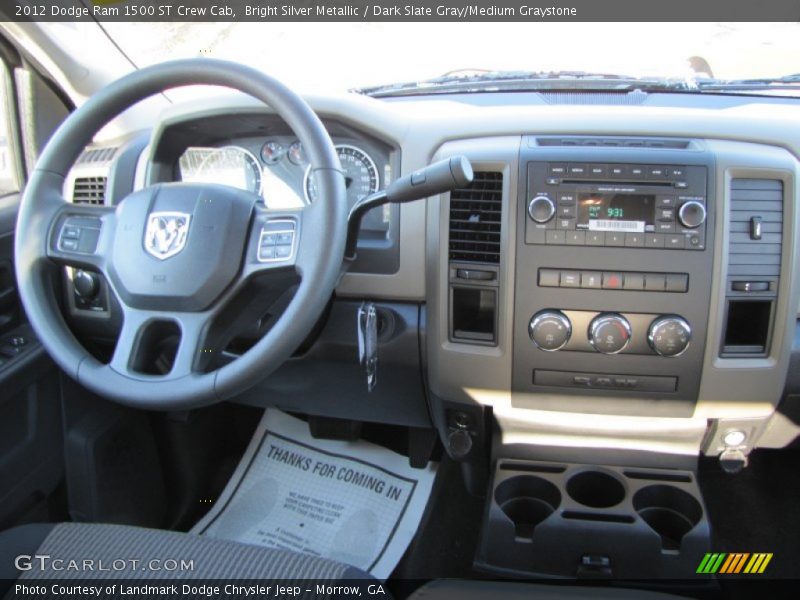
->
[258, 219, 296, 263]
[648, 316, 691, 357]
[529, 310, 572, 352]
[678, 200, 707, 228]
[528, 195, 556, 223]
[588, 313, 632, 354]
[58, 217, 101, 254]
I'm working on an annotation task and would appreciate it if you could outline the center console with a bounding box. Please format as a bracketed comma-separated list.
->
[512, 140, 716, 417]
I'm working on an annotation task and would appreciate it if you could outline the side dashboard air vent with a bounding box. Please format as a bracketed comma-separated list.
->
[728, 179, 783, 278]
[448, 171, 503, 264]
[72, 176, 107, 205]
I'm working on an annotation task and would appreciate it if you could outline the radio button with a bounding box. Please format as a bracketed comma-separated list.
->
[648, 166, 668, 179]
[565, 231, 586, 245]
[528, 195, 556, 223]
[568, 164, 587, 176]
[646, 234, 665, 248]
[657, 195, 677, 208]
[657, 208, 675, 222]
[557, 217, 575, 230]
[669, 167, 686, 179]
[665, 235, 686, 249]
[623, 273, 645, 290]
[625, 233, 645, 247]
[589, 164, 607, 177]
[581, 271, 602, 289]
[586, 232, 605, 246]
[602, 272, 624, 289]
[549, 163, 567, 175]
[656, 221, 675, 233]
[606, 232, 625, 246]
[558, 205, 576, 218]
[545, 230, 566, 245]
[627, 165, 647, 178]
[558, 194, 576, 206]
[560, 271, 580, 287]
[546, 178, 560, 185]
[674, 181, 689, 189]
[609, 165, 625, 178]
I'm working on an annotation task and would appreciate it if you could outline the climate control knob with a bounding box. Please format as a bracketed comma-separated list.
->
[528, 196, 556, 223]
[648, 316, 691, 357]
[678, 200, 706, 229]
[529, 310, 571, 351]
[588, 313, 632, 354]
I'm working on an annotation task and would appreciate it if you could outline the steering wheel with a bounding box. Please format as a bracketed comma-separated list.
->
[15, 59, 347, 410]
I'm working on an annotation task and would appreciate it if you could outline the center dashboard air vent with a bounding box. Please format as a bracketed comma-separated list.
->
[72, 177, 107, 205]
[448, 171, 504, 264]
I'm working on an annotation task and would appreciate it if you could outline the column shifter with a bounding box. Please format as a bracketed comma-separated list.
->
[344, 155, 474, 260]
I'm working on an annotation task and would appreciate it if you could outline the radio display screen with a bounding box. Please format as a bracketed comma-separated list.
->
[577, 192, 655, 233]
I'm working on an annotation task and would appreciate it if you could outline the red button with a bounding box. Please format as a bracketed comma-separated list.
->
[602, 272, 624, 289]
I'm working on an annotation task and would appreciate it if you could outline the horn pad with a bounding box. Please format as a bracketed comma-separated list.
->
[108, 184, 256, 311]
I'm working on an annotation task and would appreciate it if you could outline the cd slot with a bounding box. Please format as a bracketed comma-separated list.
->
[560, 179, 675, 187]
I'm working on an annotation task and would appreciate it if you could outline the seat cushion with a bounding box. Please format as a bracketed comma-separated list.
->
[1, 522, 371, 582]
[409, 580, 692, 600]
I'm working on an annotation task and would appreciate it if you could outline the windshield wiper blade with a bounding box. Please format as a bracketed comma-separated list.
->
[352, 71, 690, 97]
[696, 74, 800, 90]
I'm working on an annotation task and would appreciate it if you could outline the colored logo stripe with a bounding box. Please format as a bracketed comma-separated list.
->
[697, 552, 773, 574]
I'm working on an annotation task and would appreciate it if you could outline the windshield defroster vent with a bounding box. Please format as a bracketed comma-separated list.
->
[72, 177, 107, 205]
[448, 171, 503, 264]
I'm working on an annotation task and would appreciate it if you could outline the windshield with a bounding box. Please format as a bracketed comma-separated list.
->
[100, 22, 800, 96]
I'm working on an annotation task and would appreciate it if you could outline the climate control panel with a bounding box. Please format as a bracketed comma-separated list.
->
[528, 309, 691, 357]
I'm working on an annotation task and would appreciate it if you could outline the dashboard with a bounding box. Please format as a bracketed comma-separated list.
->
[64, 89, 800, 465]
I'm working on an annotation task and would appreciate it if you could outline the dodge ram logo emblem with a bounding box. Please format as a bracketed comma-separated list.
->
[144, 212, 191, 260]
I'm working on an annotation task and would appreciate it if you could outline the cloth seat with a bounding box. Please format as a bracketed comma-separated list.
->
[1, 522, 372, 589]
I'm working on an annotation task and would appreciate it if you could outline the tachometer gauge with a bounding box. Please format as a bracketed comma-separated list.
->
[180, 146, 262, 196]
[304, 144, 379, 205]
[287, 141, 306, 165]
[260, 141, 285, 165]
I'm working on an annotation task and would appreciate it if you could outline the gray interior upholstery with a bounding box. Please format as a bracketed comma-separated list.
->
[5, 522, 369, 581]
[408, 580, 692, 600]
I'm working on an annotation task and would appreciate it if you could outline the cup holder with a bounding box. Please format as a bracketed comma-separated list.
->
[566, 470, 626, 508]
[633, 485, 702, 550]
[495, 475, 561, 540]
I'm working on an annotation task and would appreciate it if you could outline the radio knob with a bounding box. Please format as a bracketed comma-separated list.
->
[678, 200, 706, 228]
[648, 316, 691, 357]
[528, 196, 556, 223]
[588, 313, 632, 354]
[529, 310, 571, 351]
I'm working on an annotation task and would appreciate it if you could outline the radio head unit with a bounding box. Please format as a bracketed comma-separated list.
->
[526, 162, 708, 250]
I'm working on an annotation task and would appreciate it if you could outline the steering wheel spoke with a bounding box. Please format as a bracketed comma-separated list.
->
[46, 202, 116, 272]
[109, 306, 209, 381]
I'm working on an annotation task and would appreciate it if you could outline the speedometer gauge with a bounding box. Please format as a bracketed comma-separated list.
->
[180, 146, 262, 196]
[304, 144, 379, 205]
